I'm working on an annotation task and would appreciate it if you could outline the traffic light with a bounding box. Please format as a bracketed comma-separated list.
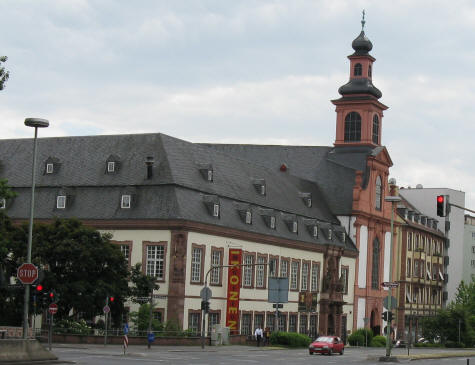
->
[388, 311, 394, 322]
[109, 296, 115, 303]
[437, 195, 447, 217]
[201, 300, 210, 313]
[36, 284, 43, 293]
[48, 289, 58, 303]
[382, 311, 388, 321]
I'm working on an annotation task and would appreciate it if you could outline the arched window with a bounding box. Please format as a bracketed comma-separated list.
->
[344, 112, 361, 142]
[375, 176, 382, 210]
[371, 238, 380, 289]
[372, 114, 379, 144]
[354, 63, 362, 76]
[368, 65, 372, 77]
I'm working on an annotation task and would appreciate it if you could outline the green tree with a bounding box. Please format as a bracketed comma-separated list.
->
[129, 303, 162, 332]
[0, 56, 9, 90]
[129, 263, 159, 303]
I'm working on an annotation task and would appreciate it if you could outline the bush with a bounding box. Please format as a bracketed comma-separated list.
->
[348, 328, 373, 346]
[269, 331, 311, 348]
[370, 335, 386, 347]
[54, 319, 92, 335]
[445, 340, 465, 348]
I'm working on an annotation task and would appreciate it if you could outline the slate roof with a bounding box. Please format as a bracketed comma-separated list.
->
[0, 133, 357, 252]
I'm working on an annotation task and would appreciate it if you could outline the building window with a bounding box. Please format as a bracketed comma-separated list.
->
[341, 266, 349, 294]
[145, 244, 165, 280]
[301, 262, 309, 291]
[270, 216, 276, 229]
[107, 161, 115, 173]
[266, 313, 275, 332]
[210, 248, 223, 285]
[471, 260, 475, 267]
[245, 211, 252, 224]
[46, 163, 54, 174]
[311, 263, 320, 292]
[407, 258, 411, 277]
[269, 257, 278, 277]
[290, 261, 299, 290]
[254, 314, 264, 331]
[243, 254, 255, 287]
[312, 226, 318, 238]
[56, 195, 66, 209]
[407, 233, 412, 251]
[213, 204, 219, 217]
[299, 314, 308, 334]
[120, 244, 130, 262]
[241, 313, 252, 335]
[207, 169, 213, 182]
[278, 314, 287, 332]
[188, 312, 201, 335]
[289, 315, 297, 333]
[472, 246, 475, 254]
[472, 232, 475, 240]
[371, 238, 380, 289]
[281, 259, 289, 279]
[372, 114, 379, 144]
[309, 315, 318, 339]
[414, 260, 420, 278]
[306, 198, 312, 207]
[368, 64, 372, 77]
[0, 198, 5, 209]
[121, 195, 131, 209]
[256, 256, 266, 288]
[208, 312, 220, 334]
[375, 176, 382, 210]
[292, 221, 298, 233]
[344, 112, 361, 142]
[260, 185, 266, 195]
[191, 246, 204, 284]
[354, 63, 362, 76]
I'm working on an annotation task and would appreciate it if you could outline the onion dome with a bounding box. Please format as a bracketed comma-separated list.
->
[352, 31, 373, 55]
[338, 78, 382, 99]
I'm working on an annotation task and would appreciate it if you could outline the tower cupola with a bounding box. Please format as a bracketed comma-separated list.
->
[331, 12, 388, 148]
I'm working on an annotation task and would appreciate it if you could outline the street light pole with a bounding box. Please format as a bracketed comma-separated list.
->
[22, 118, 49, 339]
[384, 193, 401, 358]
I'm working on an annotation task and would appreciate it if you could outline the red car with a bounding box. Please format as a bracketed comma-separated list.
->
[308, 336, 344, 355]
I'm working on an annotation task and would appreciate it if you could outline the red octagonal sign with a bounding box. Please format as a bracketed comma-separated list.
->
[17, 263, 38, 285]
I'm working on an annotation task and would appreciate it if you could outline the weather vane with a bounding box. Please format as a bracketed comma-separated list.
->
[361, 9, 366, 30]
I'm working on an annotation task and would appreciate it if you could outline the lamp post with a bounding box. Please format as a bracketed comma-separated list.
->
[22, 118, 49, 339]
[384, 193, 401, 358]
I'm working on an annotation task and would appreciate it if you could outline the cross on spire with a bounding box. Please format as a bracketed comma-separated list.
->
[361, 9, 366, 30]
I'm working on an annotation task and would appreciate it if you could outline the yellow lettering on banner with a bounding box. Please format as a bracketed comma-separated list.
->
[228, 307, 237, 314]
[229, 291, 238, 301]
[230, 275, 239, 285]
[228, 320, 237, 329]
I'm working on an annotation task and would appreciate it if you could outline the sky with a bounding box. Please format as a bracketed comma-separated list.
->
[1, 0, 474, 212]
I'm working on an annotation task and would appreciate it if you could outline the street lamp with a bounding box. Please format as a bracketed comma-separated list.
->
[22, 118, 49, 339]
[384, 192, 401, 358]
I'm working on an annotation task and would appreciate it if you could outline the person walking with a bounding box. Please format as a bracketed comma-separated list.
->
[254, 326, 263, 347]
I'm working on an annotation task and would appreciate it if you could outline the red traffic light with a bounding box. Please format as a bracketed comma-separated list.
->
[109, 296, 115, 302]
[49, 292, 54, 298]
[36, 284, 43, 292]
[437, 196, 444, 203]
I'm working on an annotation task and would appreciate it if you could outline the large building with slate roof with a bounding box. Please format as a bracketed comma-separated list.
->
[0, 24, 402, 338]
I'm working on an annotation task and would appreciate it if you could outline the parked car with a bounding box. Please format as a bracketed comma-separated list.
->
[308, 336, 344, 355]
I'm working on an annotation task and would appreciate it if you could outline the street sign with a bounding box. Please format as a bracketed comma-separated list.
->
[383, 296, 397, 310]
[123, 323, 129, 335]
[272, 304, 283, 308]
[48, 303, 58, 315]
[17, 263, 38, 284]
[147, 332, 155, 342]
[200, 287, 212, 301]
[268, 277, 289, 303]
[381, 282, 399, 288]
[103, 305, 111, 314]
[152, 294, 167, 299]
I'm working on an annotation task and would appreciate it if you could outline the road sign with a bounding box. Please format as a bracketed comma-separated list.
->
[147, 332, 155, 342]
[103, 305, 110, 314]
[272, 304, 283, 308]
[200, 287, 212, 301]
[381, 282, 399, 288]
[124, 323, 129, 334]
[17, 263, 38, 284]
[48, 303, 58, 315]
[383, 296, 397, 310]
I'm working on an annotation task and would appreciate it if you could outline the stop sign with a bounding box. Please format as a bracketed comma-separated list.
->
[17, 263, 38, 284]
[48, 303, 58, 315]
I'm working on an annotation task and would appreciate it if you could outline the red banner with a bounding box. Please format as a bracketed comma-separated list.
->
[226, 248, 242, 334]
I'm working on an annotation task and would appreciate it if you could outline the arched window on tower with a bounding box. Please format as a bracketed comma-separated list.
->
[368, 65, 372, 77]
[371, 238, 380, 289]
[344, 112, 361, 142]
[354, 63, 362, 76]
[372, 114, 379, 144]
[375, 176, 382, 211]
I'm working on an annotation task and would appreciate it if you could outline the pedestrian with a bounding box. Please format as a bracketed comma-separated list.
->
[254, 326, 263, 347]
[264, 327, 270, 346]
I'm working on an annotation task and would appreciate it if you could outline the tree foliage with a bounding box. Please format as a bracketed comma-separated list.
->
[0, 56, 10, 91]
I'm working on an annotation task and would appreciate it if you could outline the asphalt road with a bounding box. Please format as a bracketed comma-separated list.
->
[43, 345, 475, 365]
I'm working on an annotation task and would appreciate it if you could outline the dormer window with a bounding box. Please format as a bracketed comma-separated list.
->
[328, 228, 332, 240]
[354, 63, 362, 76]
[207, 169, 213, 182]
[107, 161, 115, 173]
[260, 185, 266, 195]
[121, 195, 131, 209]
[245, 211, 252, 224]
[44, 157, 60, 175]
[299, 192, 312, 208]
[252, 179, 266, 196]
[197, 163, 213, 182]
[0, 198, 5, 209]
[292, 221, 298, 233]
[313, 225, 318, 238]
[46, 163, 54, 174]
[57, 195, 66, 209]
[342, 232, 346, 242]
[213, 204, 220, 217]
[270, 216, 276, 229]
[106, 155, 121, 174]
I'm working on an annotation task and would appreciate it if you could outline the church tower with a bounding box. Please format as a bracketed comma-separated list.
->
[332, 15, 388, 147]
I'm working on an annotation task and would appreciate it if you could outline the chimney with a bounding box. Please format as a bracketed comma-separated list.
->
[145, 156, 154, 179]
